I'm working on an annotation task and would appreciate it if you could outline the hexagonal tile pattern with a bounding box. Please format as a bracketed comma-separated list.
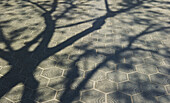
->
[98, 61, 116, 72]
[39, 59, 57, 69]
[107, 91, 131, 103]
[56, 89, 80, 102]
[1, 0, 170, 102]
[132, 93, 157, 103]
[157, 65, 170, 75]
[128, 72, 150, 83]
[150, 73, 170, 85]
[48, 77, 67, 90]
[136, 64, 158, 74]
[71, 78, 93, 90]
[85, 70, 106, 81]
[81, 89, 105, 103]
[118, 81, 142, 95]
[41, 67, 63, 78]
[141, 83, 166, 96]
[5, 84, 32, 102]
[95, 79, 117, 93]
[63, 69, 85, 78]
[107, 71, 127, 82]
[34, 87, 56, 102]
[117, 63, 135, 73]
[25, 76, 48, 89]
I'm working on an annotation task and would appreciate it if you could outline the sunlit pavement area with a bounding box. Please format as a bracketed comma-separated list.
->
[0, 0, 170, 103]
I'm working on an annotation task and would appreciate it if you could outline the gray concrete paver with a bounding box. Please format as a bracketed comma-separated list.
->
[0, 0, 170, 102]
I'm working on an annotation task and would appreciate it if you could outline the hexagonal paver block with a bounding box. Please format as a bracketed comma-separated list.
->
[25, 76, 48, 89]
[128, 72, 150, 83]
[41, 67, 63, 78]
[95, 79, 117, 93]
[38, 59, 56, 68]
[77, 54, 105, 71]
[81, 89, 105, 103]
[48, 77, 67, 90]
[0, 98, 13, 103]
[143, 57, 163, 66]
[107, 71, 127, 82]
[141, 83, 166, 96]
[71, 78, 93, 90]
[56, 89, 80, 102]
[118, 81, 142, 95]
[34, 87, 56, 102]
[107, 91, 131, 103]
[150, 73, 170, 85]
[157, 65, 170, 75]
[117, 63, 135, 73]
[136, 64, 158, 74]
[63, 69, 84, 78]
[85, 70, 105, 81]
[98, 61, 116, 72]
[132, 93, 157, 103]
[5, 84, 32, 102]
[157, 95, 170, 103]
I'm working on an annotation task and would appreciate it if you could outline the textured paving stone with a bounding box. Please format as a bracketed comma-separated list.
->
[85, 70, 106, 81]
[0, 98, 13, 103]
[164, 58, 170, 66]
[157, 95, 170, 103]
[132, 93, 157, 103]
[0, 0, 170, 102]
[25, 76, 48, 89]
[136, 64, 158, 74]
[107, 71, 127, 82]
[42, 67, 63, 78]
[56, 89, 80, 102]
[150, 73, 170, 85]
[63, 69, 85, 78]
[107, 91, 131, 103]
[95, 79, 117, 93]
[48, 77, 67, 90]
[5, 84, 32, 102]
[71, 78, 93, 90]
[98, 61, 116, 72]
[81, 89, 105, 103]
[157, 65, 170, 75]
[0, 66, 11, 76]
[117, 63, 135, 73]
[34, 87, 56, 102]
[118, 81, 142, 95]
[39, 59, 57, 69]
[128, 72, 150, 83]
[141, 83, 166, 96]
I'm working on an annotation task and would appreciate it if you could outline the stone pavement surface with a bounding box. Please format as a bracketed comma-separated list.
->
[0, 0, 170, 103]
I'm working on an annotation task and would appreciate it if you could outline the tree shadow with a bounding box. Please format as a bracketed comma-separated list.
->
[0, 0, 170, 103]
